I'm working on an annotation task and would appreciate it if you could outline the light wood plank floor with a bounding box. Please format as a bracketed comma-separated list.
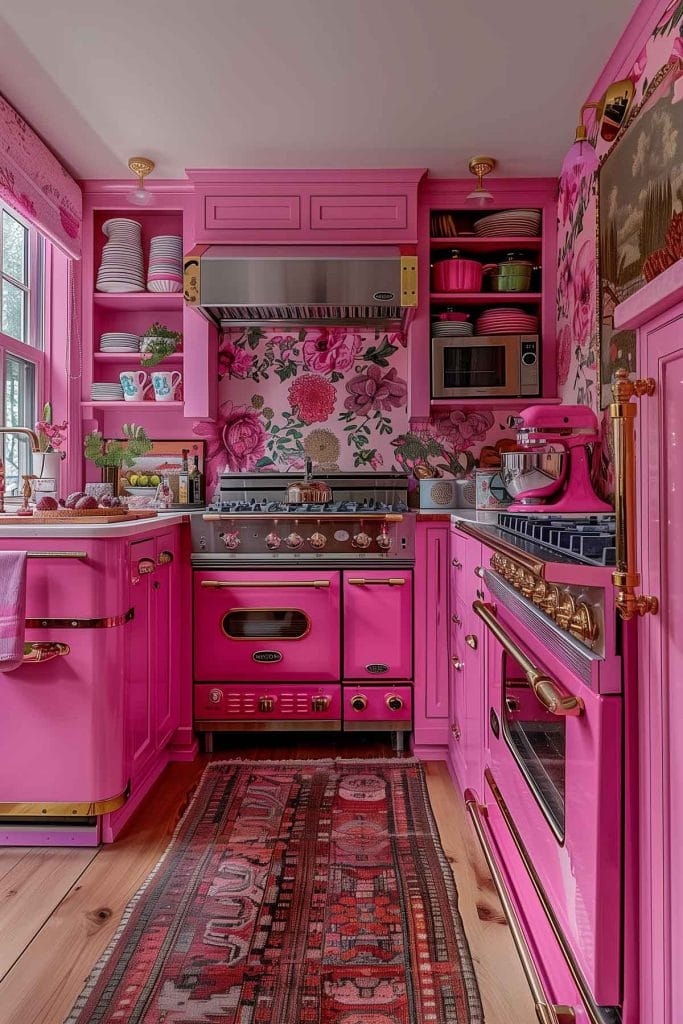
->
[0, 739, 535, 1023]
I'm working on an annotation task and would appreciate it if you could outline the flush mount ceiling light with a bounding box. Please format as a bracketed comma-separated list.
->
[466, 156, 496, 204]
[127, 156, 155, 206]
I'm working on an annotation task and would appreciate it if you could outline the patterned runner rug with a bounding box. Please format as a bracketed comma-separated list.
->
[67, 759, 483, 1023]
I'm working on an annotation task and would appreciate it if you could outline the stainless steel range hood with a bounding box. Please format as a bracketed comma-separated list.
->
[183, 245, 417, 329]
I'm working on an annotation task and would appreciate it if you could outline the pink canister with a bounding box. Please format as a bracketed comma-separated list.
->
[431, 251, 483, 292]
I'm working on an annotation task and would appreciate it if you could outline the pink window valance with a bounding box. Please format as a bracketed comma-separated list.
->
[0, 93, 81, 259]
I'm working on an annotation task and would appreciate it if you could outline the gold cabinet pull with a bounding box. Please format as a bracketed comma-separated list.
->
[21, 641, 70, 665]
[347, 578, 406, 586]
[610, 369, 658, 620]
[200, 579, 330, 589]
[472, 600, 583, 717]
[157, 550, 174, 565]
[465, 633, 478, 650]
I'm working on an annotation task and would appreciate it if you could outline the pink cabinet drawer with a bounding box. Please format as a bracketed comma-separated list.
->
[342, 570, 412, 679]
[343, 684, 413, 726]
[310, 193, 408, 232]
[204, 193, 301, 232]
[194, 683, 341, 722]
[193, 570, 340, 681]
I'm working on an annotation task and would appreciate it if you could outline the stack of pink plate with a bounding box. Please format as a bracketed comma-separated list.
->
[147, 235, 183, 292]
[475, 308, 539, 334]
[474, 209, 541, 237]
[96, 218, 144, 292]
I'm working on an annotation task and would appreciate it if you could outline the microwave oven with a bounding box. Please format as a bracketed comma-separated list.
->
[431, 334, 540, 399]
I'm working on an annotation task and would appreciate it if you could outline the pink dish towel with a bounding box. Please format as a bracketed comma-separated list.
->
[0, 551, 27, 672]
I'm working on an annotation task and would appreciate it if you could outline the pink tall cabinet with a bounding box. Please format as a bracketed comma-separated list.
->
[612, 261, 683, 1024]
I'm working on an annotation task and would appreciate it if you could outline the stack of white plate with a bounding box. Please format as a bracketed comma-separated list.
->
[96, 218, 145, 293]
[99, 332, 140, 353]
[91, 382, 125, 401]
[474, 209, 541, 238]
[431, 321, 474, 337]
[147, 235, 183, 292]
[475, 308, 539, 334]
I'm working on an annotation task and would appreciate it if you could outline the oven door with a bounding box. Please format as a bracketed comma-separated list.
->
[194, 570, 340, 682]
[431, 335, 519, 398]
[475, 597, 622, 1007]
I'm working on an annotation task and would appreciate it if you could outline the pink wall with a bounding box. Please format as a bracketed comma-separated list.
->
[557, 0, 683, 493]
[194, 326, 517, 494]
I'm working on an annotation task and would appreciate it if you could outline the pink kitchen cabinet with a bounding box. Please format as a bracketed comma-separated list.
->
[342, 570, 412, 680]
[412, 522, 449, 755]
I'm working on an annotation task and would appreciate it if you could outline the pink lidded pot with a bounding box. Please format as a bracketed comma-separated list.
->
[431, 251, 483, 292]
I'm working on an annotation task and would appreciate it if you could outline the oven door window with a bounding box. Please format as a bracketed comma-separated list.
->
[443, 345, 508, 390]
[222, 608, 310, 640]
[502, 662, 566, 841]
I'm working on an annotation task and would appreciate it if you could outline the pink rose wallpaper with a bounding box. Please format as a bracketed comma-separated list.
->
[196, 327, 519, 494]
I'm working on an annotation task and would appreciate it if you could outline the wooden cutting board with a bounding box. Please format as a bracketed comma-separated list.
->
[0, 510, 159, 525]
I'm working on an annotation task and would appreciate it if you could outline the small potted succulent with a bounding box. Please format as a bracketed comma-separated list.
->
[140, 322, 182, 367]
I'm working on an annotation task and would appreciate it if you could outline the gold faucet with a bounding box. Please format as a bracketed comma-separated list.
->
[0, 428, 41, 513]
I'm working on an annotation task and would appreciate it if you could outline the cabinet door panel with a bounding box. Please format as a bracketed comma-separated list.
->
[127, 539, 155, 784]
[343, 571, 412, 679]
[204, 193, 301, 233]
[153, 533, 180, 750]
[310, 194, 408, 232]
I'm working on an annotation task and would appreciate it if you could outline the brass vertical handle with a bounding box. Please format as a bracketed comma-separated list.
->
[610, 369, 658, 619]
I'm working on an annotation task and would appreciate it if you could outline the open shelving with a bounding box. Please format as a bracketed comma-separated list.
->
[93, 292, 183, 311]
[429, 236, 542, 252]
[430, 292, 541, 304]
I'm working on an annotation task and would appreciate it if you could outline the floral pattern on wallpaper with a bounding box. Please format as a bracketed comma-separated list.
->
[556, 0, 683, 496]
[194, 327, 517, 493]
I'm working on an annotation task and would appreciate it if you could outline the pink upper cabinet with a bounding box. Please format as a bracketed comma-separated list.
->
[186, 168, 426, 243]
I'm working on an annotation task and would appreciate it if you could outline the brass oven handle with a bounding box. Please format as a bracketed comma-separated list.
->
[464, 789, 576, 1024]
[200, 579, 331, 589]
[610, 369, 658, 620]
[21, 641, 70, 664]
[157, 550, 174, 565]
[472, 600, 583, 717]
[347, 578, 406, 586]
[26, 551, 88, 560]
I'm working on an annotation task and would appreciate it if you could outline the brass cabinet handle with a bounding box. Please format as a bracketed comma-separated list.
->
[131, 557, 156, 585]
[464, 788, 576, 1024]
[347, 577, 406, 586]
[465, 633, 478, 650]
[451, 657, 464, 671]
[610, 369, 658, 620]
[26, 551, 88, 560]
[472, 600, 583, 717]
[157, 550, 174, 565]
[452, 558, 462, 569]
[451, 613, 462, 626]
[200, 579, 330, 589]
[21, 641, 70, 664]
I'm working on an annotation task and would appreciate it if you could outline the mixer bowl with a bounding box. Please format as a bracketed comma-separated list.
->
[500, 449, 568, 502]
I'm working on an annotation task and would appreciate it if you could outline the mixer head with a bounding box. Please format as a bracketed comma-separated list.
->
[508, 404, 601, 446]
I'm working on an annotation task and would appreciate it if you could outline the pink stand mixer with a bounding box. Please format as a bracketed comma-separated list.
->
[500, 404, 613, 514]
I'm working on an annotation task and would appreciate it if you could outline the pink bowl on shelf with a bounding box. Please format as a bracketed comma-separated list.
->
[434, 311, 470, 322]
[431, 256, 483, 293]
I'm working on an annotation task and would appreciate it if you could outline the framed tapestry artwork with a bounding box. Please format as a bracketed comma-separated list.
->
[598, 60, 683, 407]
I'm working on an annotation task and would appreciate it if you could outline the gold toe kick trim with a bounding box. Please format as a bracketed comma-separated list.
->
[0, 790, 128, 817]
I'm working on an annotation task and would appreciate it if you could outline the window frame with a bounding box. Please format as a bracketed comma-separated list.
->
[0, 201, 48, 495]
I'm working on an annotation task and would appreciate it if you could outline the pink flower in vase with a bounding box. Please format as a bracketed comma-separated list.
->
[571, 240, 596, 348]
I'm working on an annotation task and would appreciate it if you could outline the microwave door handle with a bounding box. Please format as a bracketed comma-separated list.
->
[472, 600, 584, 717]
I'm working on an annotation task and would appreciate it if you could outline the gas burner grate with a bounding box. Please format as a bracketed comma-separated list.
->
[496, 513, 617, 567]
[208, 499, 409, 515]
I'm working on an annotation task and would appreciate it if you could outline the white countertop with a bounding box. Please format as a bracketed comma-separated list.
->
[0, 512, 187, 539]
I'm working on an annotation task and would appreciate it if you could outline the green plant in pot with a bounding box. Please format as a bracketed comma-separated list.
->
[140, 322, 182, 368]
[84, 424, 153, 487]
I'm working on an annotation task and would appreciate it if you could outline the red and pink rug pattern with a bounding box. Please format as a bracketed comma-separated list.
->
[67, 759, 483, 1023]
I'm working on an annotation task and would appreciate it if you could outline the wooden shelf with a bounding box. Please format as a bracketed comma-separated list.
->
[81, 401, 184, 409]
[93, 352, 183, 363]
[430, 236, 542, 251]
[93, 293, 183, 311]
[430, 292, 541, 304]
[429, 397, 560, 410]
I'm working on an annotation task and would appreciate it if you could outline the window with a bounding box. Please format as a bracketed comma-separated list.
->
[0, 203, 45, 496]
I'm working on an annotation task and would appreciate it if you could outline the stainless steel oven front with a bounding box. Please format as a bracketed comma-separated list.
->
[431, 334, 539, 399]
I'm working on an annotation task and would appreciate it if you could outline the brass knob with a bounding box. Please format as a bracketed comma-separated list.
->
[312, 695, 330, 712]
[532, 579, 548, 606]
[452, 558, 462, 569]
[258, 696, 275, 712]
[539, 584, 560, 618]
[451, 657, 464, 671]
[505, 696, 521, 713]
[569, 602, 599, 644]
[386, 694, 404, 711]
[519, 570, 536, 598]
[450, 722, 461, 739]
[474, 566, 485, 578]
[208, 688, 223, 704]
[451, 613, 462, 626]
[350, 694, 368, 711]
[465, 633, 478, 650]
[157, 550, 173, 565]
[556, 592, 577, 630]
[491, 553, 506, 574]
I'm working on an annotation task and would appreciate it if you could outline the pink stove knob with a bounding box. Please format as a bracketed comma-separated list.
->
[285, 531, 304, 550]
[208, 688, 223, 704]
[352, 531, 372, 550]
[220, 530, 241, 550]
[376, 528, 392, 551]
[308, 531, 327, 550]
[265, 531, 282, 550]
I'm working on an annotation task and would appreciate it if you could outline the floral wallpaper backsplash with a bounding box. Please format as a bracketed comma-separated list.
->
[557, 0, 683, 495]
[194, 327, 517, 495]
